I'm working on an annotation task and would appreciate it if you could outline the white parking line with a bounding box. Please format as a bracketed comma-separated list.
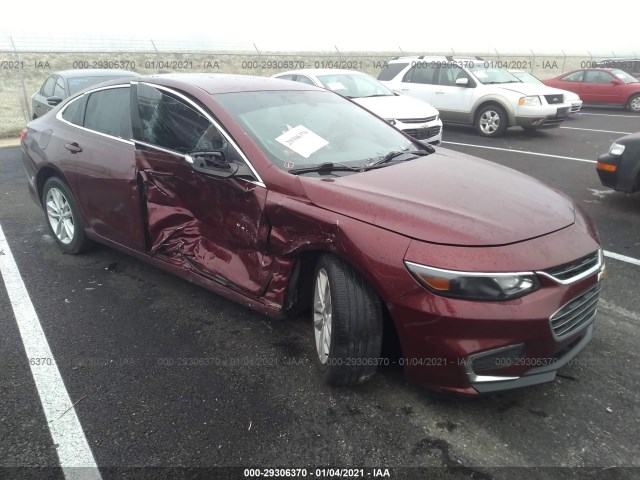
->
[560, 126, 631, 135]
[442, 141, 597, 164]
[577, 112, 640, 118]
[0, 224, 101, 480]
[604, 250, 640, 267]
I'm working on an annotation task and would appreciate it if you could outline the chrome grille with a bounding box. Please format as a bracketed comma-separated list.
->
[398, 115, 437, 124]
[543, 251, 600, 282]
[403, 125, 441, 140]
[544, 94, 564, 104]
[550, 283, 600, 338]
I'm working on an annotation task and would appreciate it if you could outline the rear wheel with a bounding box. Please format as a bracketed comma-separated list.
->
[312, 254, 383, 386]
[627, 94, 640, 113]
[42, 177, 92, 254]
[476, 104, 508, 137]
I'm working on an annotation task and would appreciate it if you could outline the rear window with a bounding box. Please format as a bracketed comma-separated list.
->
[68, 75, 132, 95]
[84, 87, 132, 139]
[377, 62, 409, 81]
[61, 96, 86, 126]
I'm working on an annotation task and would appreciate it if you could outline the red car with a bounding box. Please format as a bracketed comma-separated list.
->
[20, 74, 605, 395]
[543, 68, 640, 112]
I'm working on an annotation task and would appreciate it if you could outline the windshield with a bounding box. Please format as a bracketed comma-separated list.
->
[468, 66, 522, 84]
[68, 76, 133, 94]
[511, 71, 543, 85]
[214, 90, 417, 172]
[316, 73, 395, 98]
[611, 69, 639, 84]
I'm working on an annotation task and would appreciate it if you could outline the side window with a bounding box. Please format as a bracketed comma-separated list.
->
[439, 66, 468, 86]
[136, 83, 223, 154]
[276, 74, 294, 81]
[61, 96, 86, 126]
[377, 62, 409, 81]
[403, 64, 439, 85]
[41, 76, 56, 97]
[84, 87, 132, 139]
[53, 76, 66, 98]
[561, 71, 584, 82]
[294, 75, 316, 86]
[584, 71, 613, 83]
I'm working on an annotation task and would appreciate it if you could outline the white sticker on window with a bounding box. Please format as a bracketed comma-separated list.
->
[615, 73, 627, 79]
[326, 82, 346, 91]
[275, 125, 329, 158]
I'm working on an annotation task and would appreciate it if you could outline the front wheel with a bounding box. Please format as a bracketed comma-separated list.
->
[627, 94, 640, 113]
[312, 254, 383, 386]
[42, 177, 92, 254]
[476, 105, 508, 137]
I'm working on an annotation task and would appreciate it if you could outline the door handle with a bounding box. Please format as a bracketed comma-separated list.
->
[65, 142, 83, 154]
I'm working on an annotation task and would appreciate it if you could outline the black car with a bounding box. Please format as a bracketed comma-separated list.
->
[596, 133, 640, 193]
[31, 69, 139, 119]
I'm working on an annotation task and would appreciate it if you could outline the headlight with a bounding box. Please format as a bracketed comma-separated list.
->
[385, 119, 396, 125]
[405, 262, 540, 301]
[609, 143, 625, 156]
[518, 96, 541, 106]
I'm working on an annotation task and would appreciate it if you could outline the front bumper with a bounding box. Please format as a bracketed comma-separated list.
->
[597, 151, 640, 193]
[389, 228, 604, 395]
[569, 100, 583, 114]
[515, 103, 571, 128]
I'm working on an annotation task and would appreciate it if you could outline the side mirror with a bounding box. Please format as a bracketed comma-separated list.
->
[47, 96, 63, 106]
[611, 79, 623, 86]
[455, 77, 469, 86]
[186, 151, 238, 178]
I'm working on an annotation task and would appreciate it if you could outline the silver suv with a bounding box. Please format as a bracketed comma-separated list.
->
[378, 56, 571, 137]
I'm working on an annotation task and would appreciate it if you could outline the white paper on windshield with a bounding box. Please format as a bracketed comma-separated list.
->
[327, 82, 346, 91]
[275, 125, 329, 158]
[474, 71, 487, 79]
[615, 72, 627, 79]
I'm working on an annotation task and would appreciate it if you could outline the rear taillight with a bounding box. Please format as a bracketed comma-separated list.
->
[19, 128, 28, 143]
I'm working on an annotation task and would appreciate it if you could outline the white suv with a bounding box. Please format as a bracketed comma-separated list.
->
[378, 56, 572, 137]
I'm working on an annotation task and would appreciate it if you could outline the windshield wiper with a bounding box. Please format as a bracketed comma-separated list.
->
[288, 162, 362, 175]
[365, 148, 433, 169]
[358, 94, 393, 98]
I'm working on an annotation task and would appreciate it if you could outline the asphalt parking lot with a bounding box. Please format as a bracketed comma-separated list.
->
[1, 108, 639, 480]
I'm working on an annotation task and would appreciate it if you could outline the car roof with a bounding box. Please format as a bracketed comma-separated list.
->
[275, 69, 371, 77]
[56, 69, 140, 78]
[138, 73, 323, 94]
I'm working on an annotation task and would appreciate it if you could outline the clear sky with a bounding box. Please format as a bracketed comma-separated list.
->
[1, 0, 638, 55]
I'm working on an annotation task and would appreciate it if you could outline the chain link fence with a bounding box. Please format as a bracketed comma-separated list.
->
[1, 35, 636, 138]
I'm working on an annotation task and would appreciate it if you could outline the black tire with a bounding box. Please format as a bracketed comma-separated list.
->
[475, 104, 509, 137]
[312, 254, 383, 386]
[627, 94, 640, 113]
[42, 177, 92, 254]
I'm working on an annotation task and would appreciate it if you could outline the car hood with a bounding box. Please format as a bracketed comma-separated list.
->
[352, 95, 439, 120]
[299, 149, 575, 246]
[494, 82, 564, 96]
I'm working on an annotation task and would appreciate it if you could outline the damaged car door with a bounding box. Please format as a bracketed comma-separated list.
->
[131, 82, 272, 296]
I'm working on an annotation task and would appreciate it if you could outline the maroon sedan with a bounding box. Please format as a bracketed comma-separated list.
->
[20, 74, 605, 394]
[543, 68, 640, 112]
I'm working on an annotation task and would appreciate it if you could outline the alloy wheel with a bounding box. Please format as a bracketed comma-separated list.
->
[46, 187, 75, 244]
[313, 268, 332, 364]
[479, 110, 501, 134]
